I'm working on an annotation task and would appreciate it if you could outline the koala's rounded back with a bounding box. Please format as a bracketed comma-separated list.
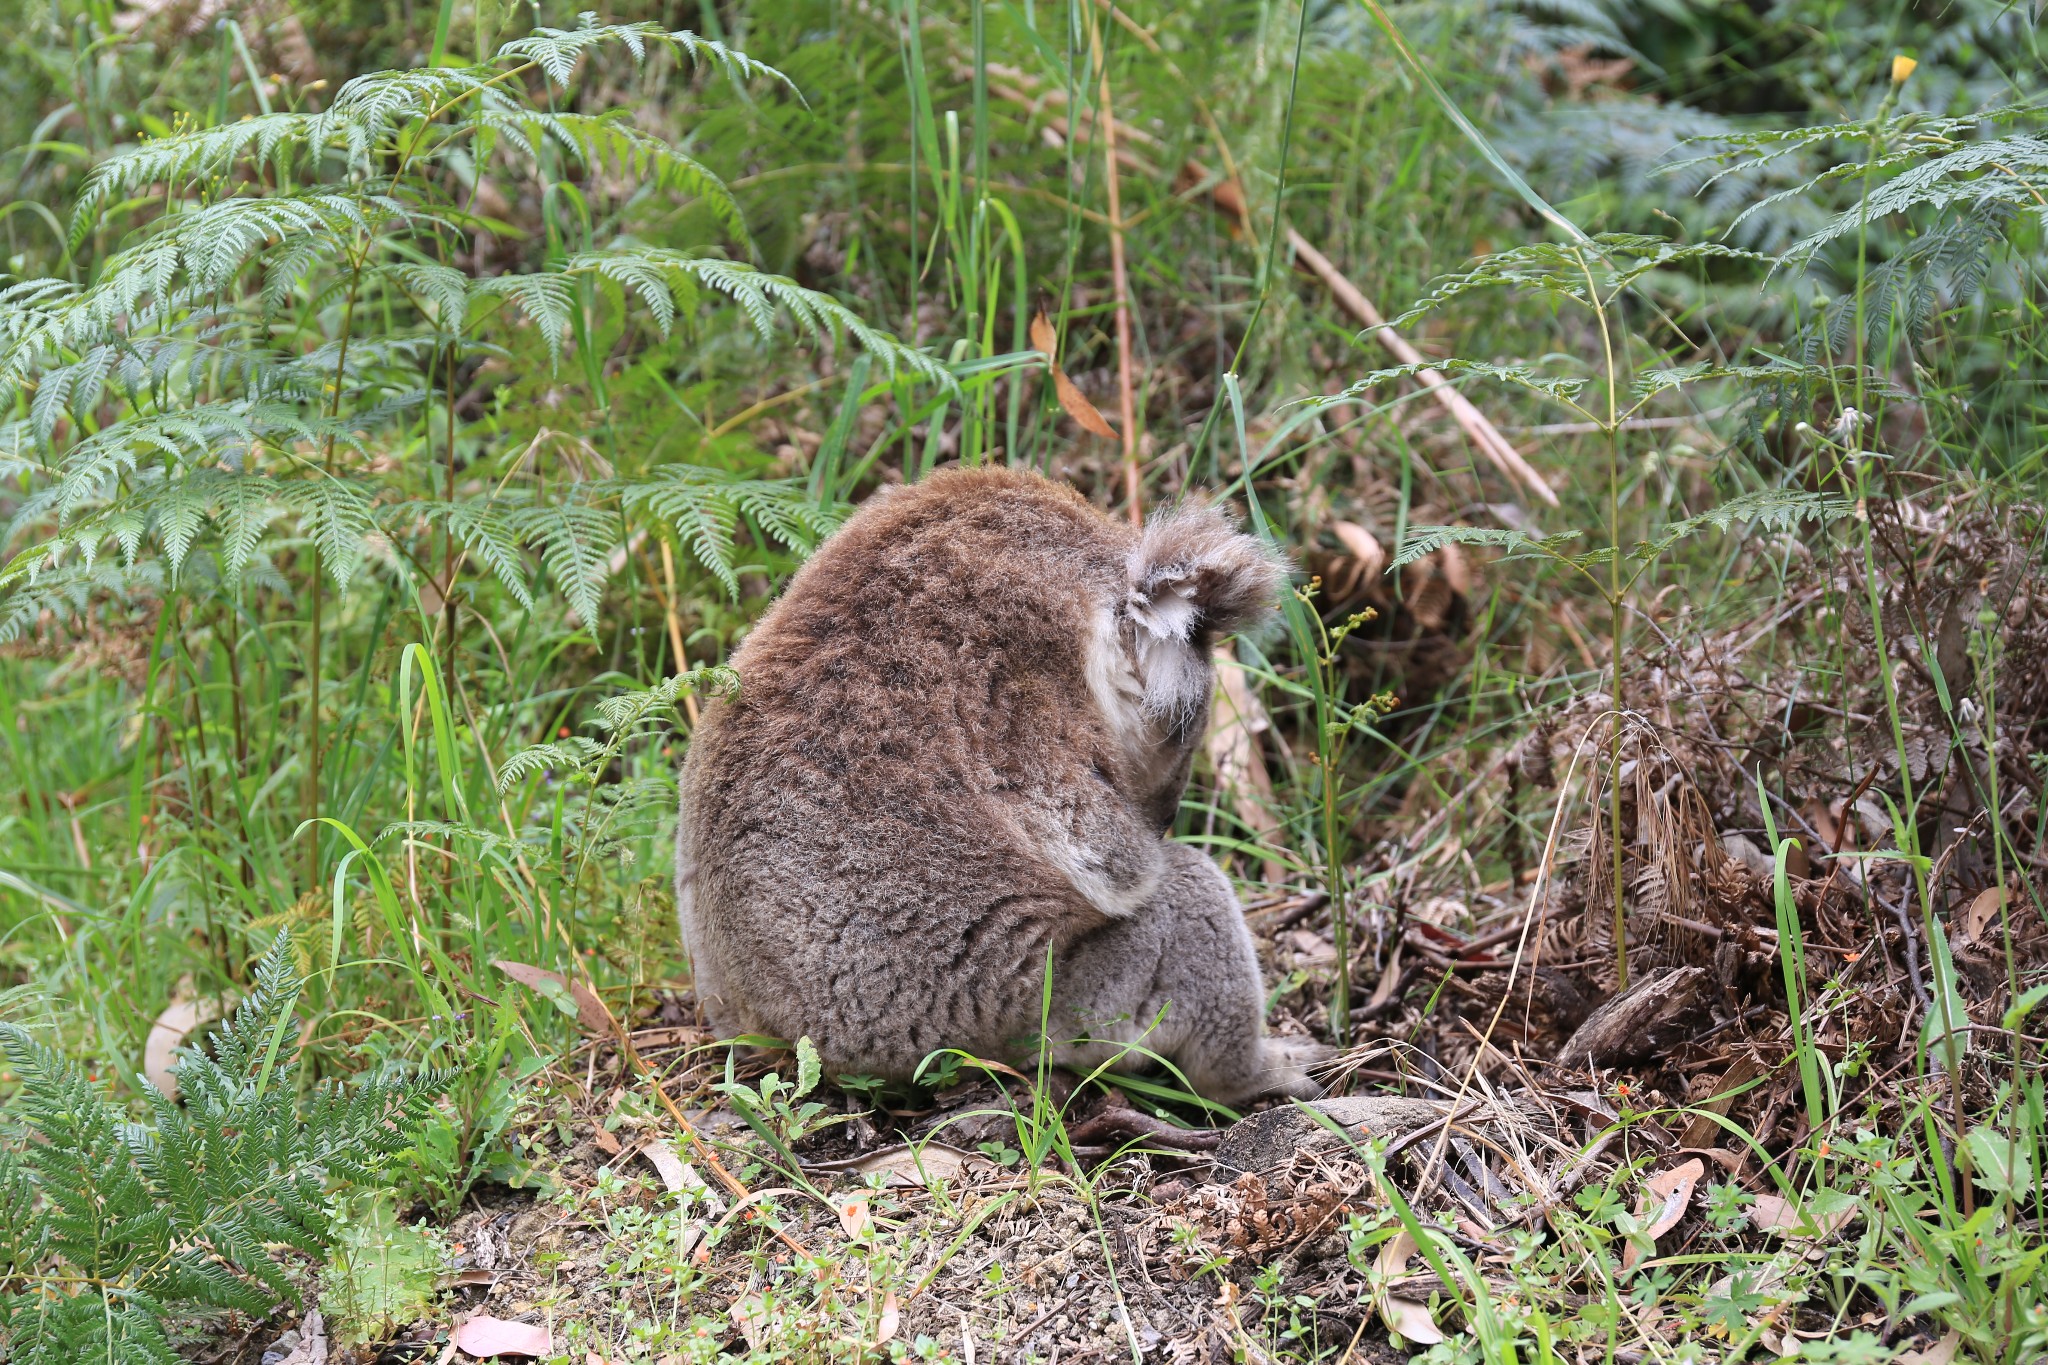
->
[677, 467, 1280, 1083]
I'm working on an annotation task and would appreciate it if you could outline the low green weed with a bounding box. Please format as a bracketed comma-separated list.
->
[0, 933, 447, 1361]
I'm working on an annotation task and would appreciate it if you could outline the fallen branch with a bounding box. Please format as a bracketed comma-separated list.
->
[1203, 176, 1557, 508]
[1064, 1106, 1222, 1151]
[970, 29, 1551, 508]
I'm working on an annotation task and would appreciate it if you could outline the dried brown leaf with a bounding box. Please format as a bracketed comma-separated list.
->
[491, 959, 610, 1037]
[1373, 1232, 1447, 1345]
[730, 1294, 769, 1352]
[1622, 1157, 1703, 1271]
[1752, 1192, 1855, 1238]
[451, 1315, 551, 1359]
[1029, 312, 1117, 439]
[835, 1191, 871, 1238]
[144, 999, 209, 1100]
[1330, 521, 1387, 582]
[1962, 885, 2007, 944]
[1898, 1329, 1960, 1365]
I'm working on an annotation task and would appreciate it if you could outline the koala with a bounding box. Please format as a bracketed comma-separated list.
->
[675, 466, 1320, 1105]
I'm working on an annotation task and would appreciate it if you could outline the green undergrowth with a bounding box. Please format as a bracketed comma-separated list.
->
[0, 0, 2043, 1357]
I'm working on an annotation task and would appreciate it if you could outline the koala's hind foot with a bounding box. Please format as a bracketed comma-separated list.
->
[1255, 1034, 1334, 1101]
[1048, 842, 1324, 1108]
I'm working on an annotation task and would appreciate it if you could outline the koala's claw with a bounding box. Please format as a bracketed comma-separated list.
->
[1259, 1036, 1334, 1100]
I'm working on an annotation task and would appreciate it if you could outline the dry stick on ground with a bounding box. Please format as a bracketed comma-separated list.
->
[976, 62, 1545, 510]
[1004, 4, 1543, 507]
[1202, 176, 1557, 509]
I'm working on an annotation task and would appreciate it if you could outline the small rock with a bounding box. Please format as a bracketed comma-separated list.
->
[1213, 1097, 1450, 1173]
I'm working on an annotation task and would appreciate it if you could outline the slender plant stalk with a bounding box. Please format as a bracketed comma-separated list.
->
[1091, 18, 1140, 524]
[1579, 251, 1630, 992]
[305, 246, 370, 893]
[441, 341, 460, 684]
[305, 548, 322, 894]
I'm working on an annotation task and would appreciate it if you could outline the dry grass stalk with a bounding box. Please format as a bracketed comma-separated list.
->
[1090, 35, 1143, 525]
[1207, 646, 1288, 884]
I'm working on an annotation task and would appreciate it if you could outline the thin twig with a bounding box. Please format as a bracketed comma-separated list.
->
[1280, 225, 1557, 508]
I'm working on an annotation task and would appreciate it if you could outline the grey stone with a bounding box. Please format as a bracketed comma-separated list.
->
[1214, 1097, 1450, 1173]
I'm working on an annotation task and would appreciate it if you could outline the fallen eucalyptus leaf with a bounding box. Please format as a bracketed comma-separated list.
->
[1622, 1156, 1703, 1271]
[450, 1314, 551, 1358]
[492, 960, 610, 1037]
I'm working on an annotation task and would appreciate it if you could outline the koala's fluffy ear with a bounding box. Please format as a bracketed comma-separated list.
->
[1126, 503, 1286, 645]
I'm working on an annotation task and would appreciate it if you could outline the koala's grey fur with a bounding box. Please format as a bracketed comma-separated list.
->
[675, 466, 1320, 1104]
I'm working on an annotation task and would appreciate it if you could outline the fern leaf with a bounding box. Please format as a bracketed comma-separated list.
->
[565, 249, 951, 387]
[498, 15, 794, 94]
[0, 1025, 162, 1279]
[621, 473, 740, 596]
[279, 477, 377, 589]
[543, 113, 750, 249]
[1391, 524, 1584, 571]
[471, 272, 575, 367]
[496, 737, 604, 790]
[410, 500, 534, 607]
[510, 501, 616, 623]
[1318, 359, 1591, 410]
[69, 113, 310, 248]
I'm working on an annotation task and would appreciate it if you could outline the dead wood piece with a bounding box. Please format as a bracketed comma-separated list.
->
[1213, 1096, 1450, 1174]
[1280, 227, 1558, 509]
[1065, 1107, 1221, 1152]
[1555, 966, 1707, 1069]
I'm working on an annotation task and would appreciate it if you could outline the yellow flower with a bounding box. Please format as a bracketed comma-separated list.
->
[1892, 54, 1918, 83]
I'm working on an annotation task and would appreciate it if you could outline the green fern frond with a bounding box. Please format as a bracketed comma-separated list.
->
[388, 261, 471, 326]
[564, 249, 951, 386]
[0, 559, 162, 643]
[610, 464, 843, 597]
[279, 477, 378, 588]
[509, 501, 615, 623]
[498, 14, 794, 94]
[0, 934, 448, 1358]
[1785, 134, 2048, 263]
[548, 113, 750, 247]
[409, 500, 534, 607]
[497, 737, 605, 790]
[28, 344, 119, 444]
[48, 405, 260, 518]
[1391, 524, 1586, 571]
[471, 272, 576, 367]
[1389, 234, 1771, 325]
[590, 665, 736, 736]
[68, 113, 311, 249]
[1318, 359, 1591, 409]
[1636, 489, 1850, 560]
[1632, 359, 1840, 402]
[308, 66, 521, 169]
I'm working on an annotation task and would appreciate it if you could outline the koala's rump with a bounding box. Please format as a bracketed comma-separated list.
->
[680, 673, 1154, 1076]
